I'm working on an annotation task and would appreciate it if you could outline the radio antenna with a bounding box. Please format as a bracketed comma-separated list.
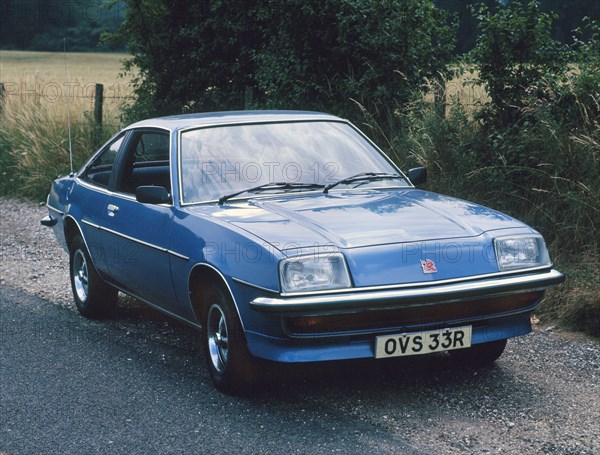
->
[63, 38, 74, 175]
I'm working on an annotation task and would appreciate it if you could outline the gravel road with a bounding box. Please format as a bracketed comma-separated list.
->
[1, 197, 598, 454]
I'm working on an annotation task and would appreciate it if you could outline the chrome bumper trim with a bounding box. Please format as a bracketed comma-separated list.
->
[40, 215, 58, 227]
[250, 269, 565, 314]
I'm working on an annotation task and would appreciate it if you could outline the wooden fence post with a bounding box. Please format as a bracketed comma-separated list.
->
[0, 83, 5, 113]
[434, 77, 446, 119]
[94, 83, 103, 146]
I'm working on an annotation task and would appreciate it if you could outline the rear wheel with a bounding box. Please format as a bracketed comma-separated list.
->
[69, 235, 117, 319]
[202, 286, 261, 395]
[449, 339, 507, 366]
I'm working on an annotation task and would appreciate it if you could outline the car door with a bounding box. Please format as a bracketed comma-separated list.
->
[99, 128, 177, 309]
[75, 132, 128, 276]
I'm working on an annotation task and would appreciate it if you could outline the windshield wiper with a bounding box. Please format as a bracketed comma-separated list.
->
[323, 172, 405, 193]
[218, 181, 324, 205]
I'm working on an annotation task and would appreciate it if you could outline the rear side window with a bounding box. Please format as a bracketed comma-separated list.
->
[116, 130, 171, 195]
[134, 132, 170, 162]
[81, 134, 125, 188]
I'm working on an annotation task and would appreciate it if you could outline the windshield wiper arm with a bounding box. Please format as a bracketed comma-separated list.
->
[218, 181, 324, 204]
[323, 172, 404, 193]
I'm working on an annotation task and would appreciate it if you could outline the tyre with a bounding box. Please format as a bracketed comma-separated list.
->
[449, 339, 507, 366]
[202, 286, 261, 395]
[69, 235, 117, 319]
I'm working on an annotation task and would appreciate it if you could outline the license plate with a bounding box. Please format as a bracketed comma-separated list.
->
[375, 326, 472, 359]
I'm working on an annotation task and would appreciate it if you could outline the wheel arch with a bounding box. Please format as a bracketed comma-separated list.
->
[188, 263, 245, 330]
[63, 215, 81, 249]
[63, 215, 104, 277]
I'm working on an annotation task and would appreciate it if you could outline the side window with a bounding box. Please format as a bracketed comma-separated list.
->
[116, 131, 171, 195]
[81, 134, 125, 188]
[134, 132, 170, 162]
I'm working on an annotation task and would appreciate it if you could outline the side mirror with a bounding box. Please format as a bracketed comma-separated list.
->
[135, 186, 172, 204]
[407, 167, 427, 186]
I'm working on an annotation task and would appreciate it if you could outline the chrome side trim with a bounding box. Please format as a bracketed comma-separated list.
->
[82, 219, 188, 260]
[167, 250, 189, 261]
[250, 269, 565, 314]
[81, 219, 101, 229]
[98, 225, 167, 252]
[46, 204, 64, 216]
[77, 177, 113, 195]
[279, 265, 554, 297]
[231, 277, 278, 294]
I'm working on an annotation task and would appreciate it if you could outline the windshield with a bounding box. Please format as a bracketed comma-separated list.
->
[179, 120, 408, 203]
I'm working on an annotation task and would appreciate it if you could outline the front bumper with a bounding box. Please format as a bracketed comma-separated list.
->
[245, 311, 536, 362]
[250, 269, 565, 315]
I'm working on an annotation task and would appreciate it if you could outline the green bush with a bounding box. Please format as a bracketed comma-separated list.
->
[110, 0, 455, 143]
[471, 1, 569, 130]
[396, 4, 600, 335]
[464, 2, 600, 253]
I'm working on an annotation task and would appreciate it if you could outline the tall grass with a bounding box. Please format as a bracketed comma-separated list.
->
[393, 78, 600, 336]
[0, 85, 124, 200]
[1, 50, 130, 199]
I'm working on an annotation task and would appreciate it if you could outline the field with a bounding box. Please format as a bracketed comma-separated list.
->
[0, 50, 132, 126]
[0, 50, 133, 197]
[1, 50, 130, 83]
[0, 50, 485, 200]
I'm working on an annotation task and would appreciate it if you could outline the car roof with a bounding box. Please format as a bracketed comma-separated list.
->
[126, 110, 344, 132]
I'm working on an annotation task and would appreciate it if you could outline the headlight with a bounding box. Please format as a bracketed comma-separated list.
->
[494, 235, 551, 271]
[279, 253, 351, 293]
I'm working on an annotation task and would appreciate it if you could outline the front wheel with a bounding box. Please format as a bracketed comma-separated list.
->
[449, 339, 507, 366]
[69, 235, 117, 319]
[203, 287, 262, 395]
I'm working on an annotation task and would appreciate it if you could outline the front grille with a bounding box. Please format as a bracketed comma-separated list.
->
[284, 291, 542, 336]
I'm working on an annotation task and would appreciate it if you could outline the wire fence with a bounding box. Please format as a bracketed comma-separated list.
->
[0, 79, 489, 124]
[0, 81, 131, 133]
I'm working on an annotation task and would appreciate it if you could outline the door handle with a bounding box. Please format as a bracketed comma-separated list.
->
[107, 204, 119, 216]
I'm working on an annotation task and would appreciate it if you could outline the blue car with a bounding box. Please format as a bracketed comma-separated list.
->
[43, 111, 564, 393]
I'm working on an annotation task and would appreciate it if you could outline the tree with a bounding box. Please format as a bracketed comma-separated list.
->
[254, 0, 454, 131]
[0, 0, 123, 51]
[471, 0, 569, 129]
[109, 0, 455, 140]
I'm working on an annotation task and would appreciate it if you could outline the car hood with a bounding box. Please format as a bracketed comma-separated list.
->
[191, 188, 529, 251]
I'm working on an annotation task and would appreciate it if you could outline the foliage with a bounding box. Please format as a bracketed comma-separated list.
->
[396, 4, 600, 335]
[107, 0, 260, 119]
[457, 1, 600, 253]
[0, 0, 124, 51]
[540, 257, 600, 337]
[471, 1, 569, 129]
[253, 1, 454, 134]
[108, 0, 455, 140]
[432, 0, 600, 55]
